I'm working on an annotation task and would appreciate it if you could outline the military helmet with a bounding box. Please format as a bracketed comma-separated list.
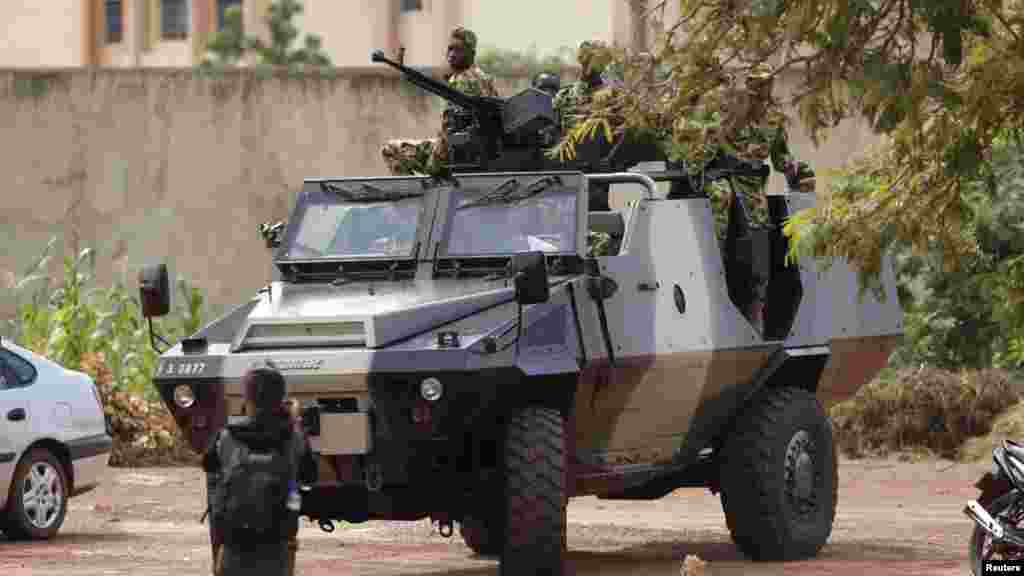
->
[450, 27, 478, 58]
[533, 72, 561, 94]
[577, 40, 611, 75]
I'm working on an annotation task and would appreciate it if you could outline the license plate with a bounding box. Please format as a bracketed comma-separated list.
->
[318, 413, 372, 455]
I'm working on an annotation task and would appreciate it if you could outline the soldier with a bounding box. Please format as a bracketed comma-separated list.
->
[699, 63, 815, 330]
[380, 27, 498, 177]
[552, 40, 613, 134]
[443, 26, 499, 131]
[203, 366, 316, 576]
[554, 41, 619, 255]
[705, 63, 815, 244]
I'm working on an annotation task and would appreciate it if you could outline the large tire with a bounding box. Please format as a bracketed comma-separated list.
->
[501, 406, 567, 576]
[4, 447, 69, 540]
[719, 386, 837, 561]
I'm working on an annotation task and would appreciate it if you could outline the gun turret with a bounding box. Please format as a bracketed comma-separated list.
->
[372, 49, 664, 175]
[372, 50, 502, 121]
[373, 49, 560, 171]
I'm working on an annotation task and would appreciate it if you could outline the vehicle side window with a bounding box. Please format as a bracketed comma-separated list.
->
[0, 349, 37, 388]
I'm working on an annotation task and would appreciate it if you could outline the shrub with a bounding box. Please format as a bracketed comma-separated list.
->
[830, 367, 1022, 459]
[5, 236, 206, 466]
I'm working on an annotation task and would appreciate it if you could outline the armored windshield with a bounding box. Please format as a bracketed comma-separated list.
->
[443, 175, 579, 257]
[280, 182, 425, 260]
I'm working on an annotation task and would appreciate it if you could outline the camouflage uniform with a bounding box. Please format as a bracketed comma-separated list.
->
[704, 65, 815, 242]
[380, 27, 498, 177]
[586, 230, 621, 258]
[556, 41, 621, 256]
[552, 41, 613, 134]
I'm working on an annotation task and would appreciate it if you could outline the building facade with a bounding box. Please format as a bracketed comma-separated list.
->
[0, 1, 649, 69]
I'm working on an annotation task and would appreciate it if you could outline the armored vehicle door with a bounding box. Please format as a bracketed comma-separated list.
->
[572, 179, 774, 470]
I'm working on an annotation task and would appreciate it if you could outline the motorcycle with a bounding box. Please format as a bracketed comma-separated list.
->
[965, 439, 1024, 574]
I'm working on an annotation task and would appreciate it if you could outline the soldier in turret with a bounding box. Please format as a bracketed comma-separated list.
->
[706, 63, 815, 242]
[701, 63, 816, 330]
[552, 40, 613, 136]
[442, 27, 499, 131]
[381, 27, 498, 177]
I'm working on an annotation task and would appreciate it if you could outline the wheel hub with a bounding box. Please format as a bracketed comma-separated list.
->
[785, 430, 818, 517]
[21, 462, 62, 530]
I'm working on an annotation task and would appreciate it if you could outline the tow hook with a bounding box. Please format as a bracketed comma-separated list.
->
[318, 519, 335, 533]
[438, 520, 453, 538]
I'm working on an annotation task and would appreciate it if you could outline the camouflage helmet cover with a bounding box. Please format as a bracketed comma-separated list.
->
[577, 40, 611, 75]
[450, 27, 478, 57]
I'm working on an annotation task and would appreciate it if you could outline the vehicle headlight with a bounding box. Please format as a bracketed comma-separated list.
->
[420, 377, 443, 402]
[174, 384, 196, 408]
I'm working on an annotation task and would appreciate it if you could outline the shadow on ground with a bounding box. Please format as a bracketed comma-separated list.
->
[304, 530, 953, 576]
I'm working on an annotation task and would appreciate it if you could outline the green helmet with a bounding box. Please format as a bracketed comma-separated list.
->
[450, 27, 478, 59]
[577, 40, 611, 76]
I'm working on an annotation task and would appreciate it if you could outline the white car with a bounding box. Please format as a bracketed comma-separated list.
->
[0, 338, 112, 540]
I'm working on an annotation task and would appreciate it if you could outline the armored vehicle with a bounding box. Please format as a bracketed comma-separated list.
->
[138, 52, 903, 576]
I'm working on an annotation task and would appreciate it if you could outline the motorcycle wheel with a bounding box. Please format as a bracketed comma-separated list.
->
[970, 489, 1024, 575]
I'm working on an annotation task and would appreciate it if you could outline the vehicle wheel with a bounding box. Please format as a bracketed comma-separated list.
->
[459, 513, 502, 557]
[719, 386, 837, 561]
[501, 406, 567, 576]
[4, 448, 69, 540]
[969, 490, 1024, 575]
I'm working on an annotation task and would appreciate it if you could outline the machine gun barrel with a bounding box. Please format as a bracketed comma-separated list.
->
[371, 50, 500, 116]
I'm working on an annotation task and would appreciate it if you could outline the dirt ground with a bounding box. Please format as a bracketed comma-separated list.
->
[0, 456, 988, 575]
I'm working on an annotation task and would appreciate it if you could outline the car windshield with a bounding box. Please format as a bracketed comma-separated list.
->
[445, 177, 578, 256]
[282, 196, 423, 260]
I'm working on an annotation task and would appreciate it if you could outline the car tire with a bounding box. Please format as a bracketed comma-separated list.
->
[4, 447, 69, 541]
[719, 386, 838, 561]
[501, 406, 567, 576]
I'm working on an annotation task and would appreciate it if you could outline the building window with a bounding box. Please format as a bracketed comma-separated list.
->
[400, 0, 423, 12]
[161, 0, 189, 39]
[105, 0, 123, 44]
[217, 0, 243, 30]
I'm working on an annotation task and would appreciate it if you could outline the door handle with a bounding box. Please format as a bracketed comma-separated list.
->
[6, 408, 25, 422]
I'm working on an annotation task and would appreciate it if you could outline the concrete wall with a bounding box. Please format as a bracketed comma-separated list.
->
[0, 1, 84, 68]
[0, 67, 449, 322]
[0, 66, 881, 326]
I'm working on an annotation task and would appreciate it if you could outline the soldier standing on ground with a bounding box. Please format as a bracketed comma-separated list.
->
[203, 366, 316, 576]
[381, 27, 498, 177]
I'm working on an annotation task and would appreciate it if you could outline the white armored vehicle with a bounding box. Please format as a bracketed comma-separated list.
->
[138, 50, 903, 576]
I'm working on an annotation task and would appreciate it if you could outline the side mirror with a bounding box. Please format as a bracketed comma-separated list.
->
[511, 251, 549, 305]
[138, 263, 170, 318]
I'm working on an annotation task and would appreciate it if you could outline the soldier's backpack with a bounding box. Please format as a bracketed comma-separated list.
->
[211, 428, 294, 545]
